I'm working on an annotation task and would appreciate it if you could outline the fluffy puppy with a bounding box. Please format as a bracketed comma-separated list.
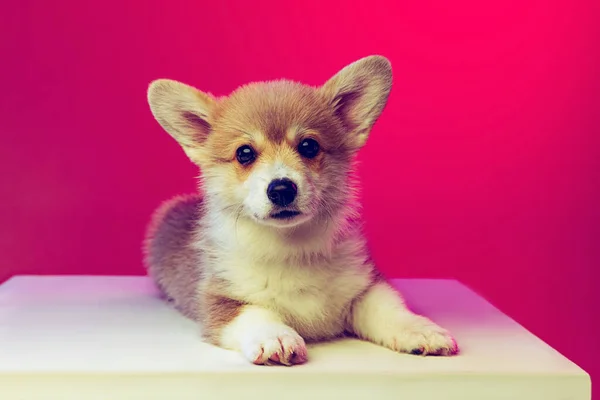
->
[144, 56, 458, 366]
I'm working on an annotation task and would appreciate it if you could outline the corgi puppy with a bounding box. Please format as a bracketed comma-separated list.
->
[144, 56, 458, 366]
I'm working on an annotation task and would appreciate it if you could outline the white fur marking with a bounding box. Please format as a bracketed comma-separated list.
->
[220, 305, 308, 365]
[351, 282, 458, 355]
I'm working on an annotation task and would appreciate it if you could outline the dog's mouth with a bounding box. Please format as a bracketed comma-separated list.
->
[270, 210, 302, 220]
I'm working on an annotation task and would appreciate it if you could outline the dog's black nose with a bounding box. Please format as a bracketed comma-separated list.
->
[267, 179, 297, 207]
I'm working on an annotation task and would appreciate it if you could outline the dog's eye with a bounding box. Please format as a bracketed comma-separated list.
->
[298, 138, 320, 159]
[236, 145, 256, 165]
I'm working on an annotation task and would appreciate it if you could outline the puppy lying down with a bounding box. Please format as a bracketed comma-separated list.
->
[144, 56, 458, 366]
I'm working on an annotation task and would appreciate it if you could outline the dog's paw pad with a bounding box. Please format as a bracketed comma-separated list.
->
[392, 317, 459, 357]
[410, 347, 424, 355]
[244, 330, 308, 366]
[427, 339, 459, 356]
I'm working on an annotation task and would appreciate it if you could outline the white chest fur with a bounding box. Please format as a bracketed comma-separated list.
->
[202, 212, 373, 340]
[215, 250, 370, 340]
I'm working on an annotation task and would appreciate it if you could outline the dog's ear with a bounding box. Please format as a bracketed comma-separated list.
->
[320, 56, 392, 149]
[147, 79, 216, 163]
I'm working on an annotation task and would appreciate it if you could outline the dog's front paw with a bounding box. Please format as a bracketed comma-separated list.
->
[389, 316, 459, 356]
[240, 325, 308, 366]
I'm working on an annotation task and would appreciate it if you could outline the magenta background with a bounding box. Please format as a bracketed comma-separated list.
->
[1, 0, 598, 392]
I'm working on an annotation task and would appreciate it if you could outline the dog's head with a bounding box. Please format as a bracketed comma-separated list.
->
[147, 56, 392, 228]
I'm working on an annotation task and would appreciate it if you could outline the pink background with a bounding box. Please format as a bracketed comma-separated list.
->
[2, 0, 598, 392]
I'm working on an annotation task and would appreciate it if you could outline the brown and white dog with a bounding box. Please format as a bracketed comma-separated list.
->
[144, 56, 458, 366]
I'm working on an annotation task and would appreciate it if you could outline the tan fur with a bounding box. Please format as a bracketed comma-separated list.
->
[144, 56, 458, 365]
[199, 279, 244, 345]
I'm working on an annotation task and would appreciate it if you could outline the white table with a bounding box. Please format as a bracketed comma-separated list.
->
[0, 276, 590, 400]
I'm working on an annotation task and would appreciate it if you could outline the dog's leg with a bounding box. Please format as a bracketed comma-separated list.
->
[349, 281, 459, 356]
[219, 305, 308, 366]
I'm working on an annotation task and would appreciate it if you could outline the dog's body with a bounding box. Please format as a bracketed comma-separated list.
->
[144, 56, 458, 365]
